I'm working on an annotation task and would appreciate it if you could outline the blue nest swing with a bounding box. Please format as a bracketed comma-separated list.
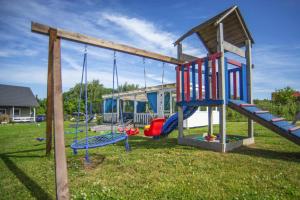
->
[70, 48, 130, 162]
[71, 132, 128, 149]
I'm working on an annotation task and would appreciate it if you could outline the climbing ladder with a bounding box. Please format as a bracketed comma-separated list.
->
[228, 99, 300, 145]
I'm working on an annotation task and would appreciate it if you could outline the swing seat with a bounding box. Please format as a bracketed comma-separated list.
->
[144, 118, 165, 137]
[127, 128, 140, 136]
[118, 127, 140, 136]
[70, 132, 128, 149]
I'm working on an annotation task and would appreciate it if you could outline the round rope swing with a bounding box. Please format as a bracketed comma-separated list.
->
[71, 48, 130, 163]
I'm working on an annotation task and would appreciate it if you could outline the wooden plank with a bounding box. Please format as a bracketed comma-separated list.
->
[31, 22, 183, 65]
[217, 23, 226, 152]
[227, 58, 242, 67]
[181, 53, 199, 62]
[52, 37, 70, 200]
[214, 6, 237, 26]
[246, 39, 254, 139]
[271, 118, 285, 122]
[224, 41, 245, 58]
[46, 29, 56, 155]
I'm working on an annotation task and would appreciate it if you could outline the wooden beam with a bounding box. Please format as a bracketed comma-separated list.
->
[46, 29, 56, 155]
[223, 41, 245, 57]
[52, 36, 70, 200]
[181, 53, 200, 62]
[31, 22, 183, 65]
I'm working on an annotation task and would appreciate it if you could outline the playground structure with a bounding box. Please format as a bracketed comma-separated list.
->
[31, 5, 300, 200]
[102, 83, 219, 127]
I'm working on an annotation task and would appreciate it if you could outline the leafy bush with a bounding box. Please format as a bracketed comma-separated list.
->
[0, 114, 10, 123]
[96, 115, 103, 125]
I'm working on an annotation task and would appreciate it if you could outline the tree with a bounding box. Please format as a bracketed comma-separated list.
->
[118, 82, 139, 92]
[36, 97, 46, 115]
[63, 80, 112, 114]
[272, 86, 297, 104]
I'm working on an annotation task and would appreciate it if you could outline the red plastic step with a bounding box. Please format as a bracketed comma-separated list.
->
[254, 110, 269, 114]
[240, 103, 255, 107]
[271, 118, 285, 122]
[289, 126, 300, 132]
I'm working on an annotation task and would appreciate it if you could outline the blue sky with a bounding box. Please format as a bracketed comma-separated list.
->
[0, 0, 299, 99]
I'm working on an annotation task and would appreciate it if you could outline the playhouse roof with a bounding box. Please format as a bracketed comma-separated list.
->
[102, 83, 176, 101]
[174, 5, 254, 53]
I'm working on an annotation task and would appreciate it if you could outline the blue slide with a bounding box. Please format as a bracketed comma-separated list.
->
[161, 106, 198, 136]
[228, 99, 300, 145]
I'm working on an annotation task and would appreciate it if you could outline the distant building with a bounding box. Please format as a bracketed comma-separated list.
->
[0, 84, 39, 122]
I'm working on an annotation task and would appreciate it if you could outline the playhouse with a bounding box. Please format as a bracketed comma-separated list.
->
[102, 83, 219, 127]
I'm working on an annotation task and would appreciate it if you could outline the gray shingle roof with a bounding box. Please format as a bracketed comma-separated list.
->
[0, 84, 39, 107]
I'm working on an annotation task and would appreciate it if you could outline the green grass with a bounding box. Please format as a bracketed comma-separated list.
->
[0, 122, 300, 200]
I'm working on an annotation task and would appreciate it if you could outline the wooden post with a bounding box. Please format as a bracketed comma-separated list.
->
[46, 29, 56, 155]
[12, 106, 14, 121]
[246, 40, 254, 139]
[33, 107, 36, 122]
[217, 23, 226, 152]
[52, 35, 70, 200]
[177, 43, 184, 138]
[208, 59, 213, 136]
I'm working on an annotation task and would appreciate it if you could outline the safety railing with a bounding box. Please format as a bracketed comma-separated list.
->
[225, 58, 248, 102]
[176, 52, 223, 106]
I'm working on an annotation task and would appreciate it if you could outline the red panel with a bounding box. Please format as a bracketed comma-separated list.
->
[211, 58, 217, 99]
[197, 60, 203, 100]
[185, 64, 190, 102]
[227, 58, 242, 68]
[176, 66, 180, 102]
[233, 71, 237, 99]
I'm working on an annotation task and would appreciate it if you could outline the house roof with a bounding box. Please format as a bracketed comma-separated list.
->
[102, 83, 176, 101]
[174, 5, 254, 53]
[0, 84, 39, 107]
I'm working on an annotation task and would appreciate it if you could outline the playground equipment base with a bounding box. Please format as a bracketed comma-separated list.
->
[178, 134, 254, 152]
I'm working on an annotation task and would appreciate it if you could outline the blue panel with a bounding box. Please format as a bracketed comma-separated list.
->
[243, 106, 260, 113]
[255, 113, 275, 121]
[137, 101, 146, 113]
[205, 58, 210, 100]
[228, 71, 231, 100]
[192, 62, 196, 100]
[225, 58, 229, 104]
[239, 68, 243, 100]
[177, 99, 224, 107]
[242, 64, 248, 102]
[147, 92, 157, 113]
[292, 129, 300, 137]
[273, 121, 294, 131]
[216, 72, 219, 99]
[181, 65, 185, 102]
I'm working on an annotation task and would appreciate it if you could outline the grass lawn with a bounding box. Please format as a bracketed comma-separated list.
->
[0, 121, 300, 200]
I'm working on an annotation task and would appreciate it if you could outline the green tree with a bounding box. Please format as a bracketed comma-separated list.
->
[118, 82, 139, 92]
[272, 86, 296, 104]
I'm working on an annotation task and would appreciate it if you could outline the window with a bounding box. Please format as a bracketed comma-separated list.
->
[14, 108, 21, 117]
[0, 109, 6, 115]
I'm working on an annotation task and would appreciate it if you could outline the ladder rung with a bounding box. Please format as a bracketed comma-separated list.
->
[254, 110, 269, 114]
[240, 103, 255, 107]
[289, 126, 300, 132]
[271, 118, 285, 122]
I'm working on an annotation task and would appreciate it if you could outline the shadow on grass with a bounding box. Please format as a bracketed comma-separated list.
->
[1, 155, 52, 200]
[113, 135, 179, 150]
[232, 146, 300, 163]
